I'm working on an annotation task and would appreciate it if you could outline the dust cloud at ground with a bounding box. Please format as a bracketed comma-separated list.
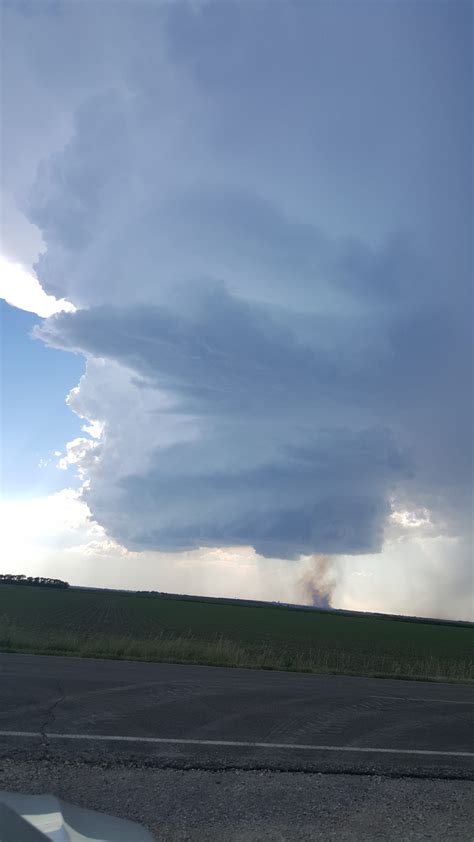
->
[297, 554, 337, 609]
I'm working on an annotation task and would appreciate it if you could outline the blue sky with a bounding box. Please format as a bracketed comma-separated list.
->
[0, 0, 472, 618]
[1, 300, 83, 496]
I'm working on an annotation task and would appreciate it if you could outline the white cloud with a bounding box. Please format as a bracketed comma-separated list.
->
[57, 436, 100, 476]
[390, 505, 432, 530]
[81, 419, 104, 440]
[0, 489, 94, 569]
[0, 255, 75, 318]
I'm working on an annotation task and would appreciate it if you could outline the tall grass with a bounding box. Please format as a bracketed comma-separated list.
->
[1, 618, 472, 682]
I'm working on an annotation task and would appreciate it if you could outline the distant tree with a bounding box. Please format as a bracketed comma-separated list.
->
[0, 574, 69, 589]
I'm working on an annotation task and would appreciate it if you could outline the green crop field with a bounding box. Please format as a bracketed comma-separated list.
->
[0, 584, 472, 682]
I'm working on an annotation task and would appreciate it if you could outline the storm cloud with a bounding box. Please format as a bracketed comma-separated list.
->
[4, 2, 470, 592]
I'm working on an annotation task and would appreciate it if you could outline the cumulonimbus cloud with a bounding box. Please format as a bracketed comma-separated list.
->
[14, 1, 471, 573]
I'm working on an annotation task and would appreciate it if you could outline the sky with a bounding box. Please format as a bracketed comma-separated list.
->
[0, 0, 472, 620]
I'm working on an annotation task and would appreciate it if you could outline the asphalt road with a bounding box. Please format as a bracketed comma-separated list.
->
[0, 653, 472, 778]
[1, 654, 473, 840]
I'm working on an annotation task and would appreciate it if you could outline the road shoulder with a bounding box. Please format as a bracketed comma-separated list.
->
[1, 758, 473, 841]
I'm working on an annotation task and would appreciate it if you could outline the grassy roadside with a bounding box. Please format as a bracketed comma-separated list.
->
[1, 585, 472, 682]
[1, 624, 472, 683]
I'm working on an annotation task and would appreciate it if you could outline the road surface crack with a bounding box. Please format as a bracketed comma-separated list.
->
[40, 681, 65, 747]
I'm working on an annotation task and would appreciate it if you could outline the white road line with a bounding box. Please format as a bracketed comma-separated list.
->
[0, 731, 472, 758]
[371, 695, 474, 706]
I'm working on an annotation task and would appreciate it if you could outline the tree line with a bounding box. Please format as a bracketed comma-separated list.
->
[0, 574, 69, 589]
